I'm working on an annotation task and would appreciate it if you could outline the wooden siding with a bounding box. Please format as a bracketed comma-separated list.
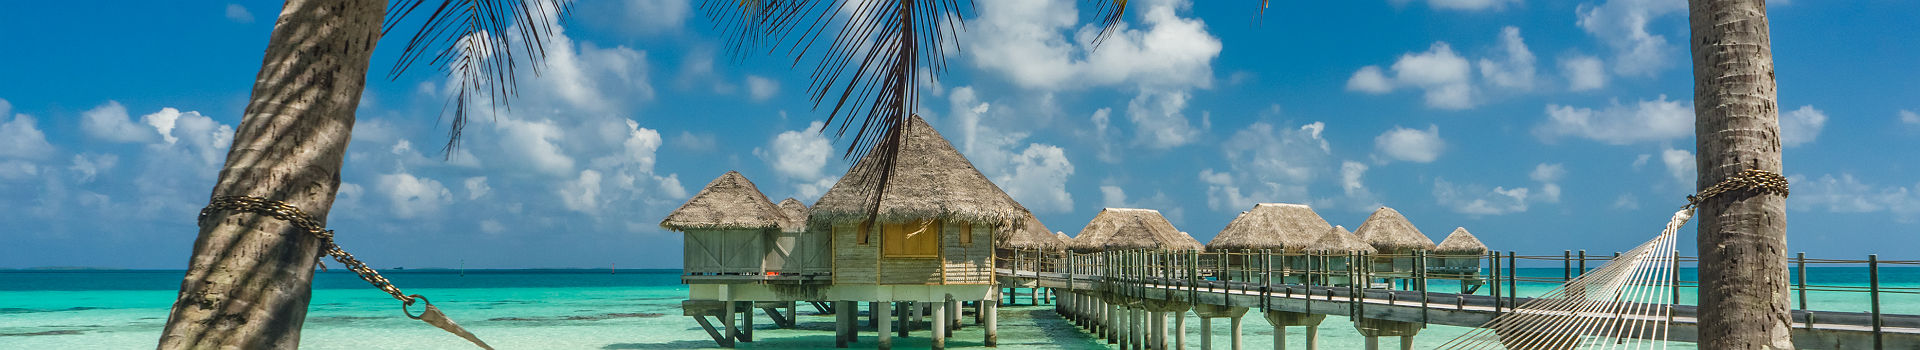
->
[685, 229, 767, 274]
[939, 221, 995, 284]
[832, 223, 879, 284]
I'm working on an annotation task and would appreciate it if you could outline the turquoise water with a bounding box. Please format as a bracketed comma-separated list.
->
[1, 268, 1914, 349]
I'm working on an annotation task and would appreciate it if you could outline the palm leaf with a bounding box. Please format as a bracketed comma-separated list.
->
[384, 0, 574, 157]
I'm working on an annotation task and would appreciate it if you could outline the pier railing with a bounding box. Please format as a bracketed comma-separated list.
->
[998, 249, 1919, 330]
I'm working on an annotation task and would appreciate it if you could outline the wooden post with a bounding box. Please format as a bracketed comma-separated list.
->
[1490, 251, 1501, 314]
[1175, 310, 1186, 350]
[1796, 252, 1808, 311]
[724, 300, 739, 346]
[848, 301, 859, 343]
[1152, 311, 1167, 350]
[786, 301, 798, 328]
[1563, 250, 1572, 281]
[1306, 326, 1319, 350]
[1364, 336, 1380, 350]
[985, 300, 999, 347]
[1275, 323, 1286, 350]
[833, 301, 847, 348]
[1399, 336, 1414, 350]
[1201, 317, 1213, 350]
[1230, 314, 1243, 350]
[1417, 250, 1428, 324]
[1871, 254, 1883, 350]
[742, 302, 754, 342]
[1506, 252, 1517, 307]
[1578, 250, 1587, 276]
[877, 301, 892, 350]
[1108, 303, 1120, 344]
[931, 300, 947, 350]
[947, 299, 960, 336]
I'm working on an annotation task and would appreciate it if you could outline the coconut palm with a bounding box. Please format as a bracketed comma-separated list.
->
[1687, 0, 1792, 348]
[702, 0, 1266, 226]
[158, 0, 568, 348]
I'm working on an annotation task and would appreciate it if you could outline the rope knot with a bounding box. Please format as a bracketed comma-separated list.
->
[1684, 169, 1789, 209]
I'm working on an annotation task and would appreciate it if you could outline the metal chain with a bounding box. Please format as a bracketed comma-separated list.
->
[1685, 169, 1791, 209]
[199, 196, 412, 304]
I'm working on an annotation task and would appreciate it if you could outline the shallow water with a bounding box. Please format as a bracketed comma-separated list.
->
[0, 268, 1913, 349]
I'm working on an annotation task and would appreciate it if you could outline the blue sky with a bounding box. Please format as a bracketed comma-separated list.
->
[2, 0, 1917, 269]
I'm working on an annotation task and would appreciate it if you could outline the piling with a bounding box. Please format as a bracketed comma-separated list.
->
[877, 301, 893, 350]
[932, 300, 948, 350]
[985, 300, 999, 347]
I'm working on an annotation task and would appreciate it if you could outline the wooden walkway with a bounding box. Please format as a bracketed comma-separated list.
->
[996, 267, 1920, 349]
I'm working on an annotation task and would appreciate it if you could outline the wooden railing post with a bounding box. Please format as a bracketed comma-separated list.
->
[1507, 251, 1518, 307]
[1870, 254, 1883, 350]
[1563, 250, 1573, 282]
[1490, 251, 1501, 313]
[1795, 252, 1807, 312]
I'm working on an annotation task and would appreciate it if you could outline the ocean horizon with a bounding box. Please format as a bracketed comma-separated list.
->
[3, 268, 1915, 349]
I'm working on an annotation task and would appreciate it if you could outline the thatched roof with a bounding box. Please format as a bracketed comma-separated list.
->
[1054, 231, 1072, 243]
[776, 198, 809, 232]
[1068, 208, 1201, 252]
[1101, 219, 1205, 251]
[810, 115, 1029, 231]
[1067, 207, 1167, 251]
[1352, 207, 1436, 252]
[1434, 227, 1488, 254]
[660, 171, 785, 231]
[1305, 225, 1377, 253]
[1206, 203, 1332, 252]
[1001, 212, 1066, 251]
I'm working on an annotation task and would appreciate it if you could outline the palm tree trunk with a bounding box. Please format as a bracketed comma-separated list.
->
[1688, 0, 1792, 348]
[158, 0, 385, 348]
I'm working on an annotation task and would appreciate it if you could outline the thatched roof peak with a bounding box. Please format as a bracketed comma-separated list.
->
[1100, 218, 1205, 251]
[1002, 212, 1066, 251]
[1352, 206, 1436, 252]
[1435, 227, 1488, 254]
[1069, 208, 1192, 252]
[1206, 203, 1332, 252]
[660, 171, 785, 231]
[1306, 225, 1377, 253]
[810, 115, 1029, 228]
[776, 198, 809, 232]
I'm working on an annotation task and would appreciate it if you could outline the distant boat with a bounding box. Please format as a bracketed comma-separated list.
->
[392, 267, 406, 270]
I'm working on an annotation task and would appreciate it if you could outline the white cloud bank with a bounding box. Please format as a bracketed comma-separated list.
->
[1374, 125, 1445, 163]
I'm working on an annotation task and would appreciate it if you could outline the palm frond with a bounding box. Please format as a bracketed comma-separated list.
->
[384, 0, 574, 158]
[701, 0, 966, 162]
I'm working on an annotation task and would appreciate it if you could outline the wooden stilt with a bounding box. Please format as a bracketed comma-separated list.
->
[723, 301, 738, 345]
[1176, 311, 1186, 350]
[913, 302, 925, 334]
[1108, 303, 1119, 344]
[786, 301, 797, 328]
[868, 302, 878, 327]
[834, 301, 849, 348]
[1305, 326, 1318, 350]
[1201, 317, 1214, 350]
[1274, 324, 1284, 350]
[932, 300, 948, 350]
[1364, 336, 1379, 350]
[1120, 307, 1132, 349]
[1399, 336, 1413, 350]
[898, 301, 911, 338]
[985, 300, 999, 347]
[696, 316, 734, 348]
[948, 298, 961, 334]
[1230, 315, 1243, 350]
[877, 301, 893, 350]
[847, 301, 859, 343]
[1152, 311, 1167, 350]
[742, 302, 754, 342]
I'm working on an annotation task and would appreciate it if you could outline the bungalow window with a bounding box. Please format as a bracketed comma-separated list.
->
[958, 222, 972, 244]
[882, 219, 941, 258]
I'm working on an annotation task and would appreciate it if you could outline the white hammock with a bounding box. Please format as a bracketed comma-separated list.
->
[1436, 209, 1691, 350]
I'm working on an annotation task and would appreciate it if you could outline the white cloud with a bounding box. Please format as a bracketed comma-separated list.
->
[1349, 42, 1475, 109]
[0, 160, 38, 180]
[672, 131, 716, 152]
[493, 116, 575, 176]
[755, 121, 841, 201]
[1613, 193, 1640, 210]
[1126, 89, 1205, 149]
[1202, 121, 1331, 210]
[967, 0, 1221, 91]
[0, 113, 55, 160]
[757, 121, 834, 182]
[1434, 178, 1531, 215]
[1536, 95, 1692, 144]
[1089, 108, 1122, 163]
[80, 101, 158, 143]
[1098, 183, 1183, 222]
[68, 153, 118, 184]
[1346, 66, 1394, 94]
[1477, 27, 1537, 90]
[1531, 163, 1565, 202]
[224, 4, 254, 23]
[1661, 148, 1695, 185]
[1560, 54, 1607, 91]
[558, 169, 604, 213]
[376, 172, 453, 219]
[1374, 124, 1445, 163]
[464, 177, 490, 200]
[1394, 0, 1523, 11]
[745, 75, 779, 101]
[1790, 174, 1920, 222]
[1901, 110, 1920, 125]
[480, 220, 507, 234]
[1780, 105, 1827, 147]
[1337, 161, 1381, 209]
[996, 144, 1076, 213]
[1576, 0, 1686, 77]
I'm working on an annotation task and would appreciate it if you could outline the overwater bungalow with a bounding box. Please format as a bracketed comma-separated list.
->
[1207, 203, 1333, 284]
[1352, 206, 1437, 285]
[1432, 227, 1490, 285]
